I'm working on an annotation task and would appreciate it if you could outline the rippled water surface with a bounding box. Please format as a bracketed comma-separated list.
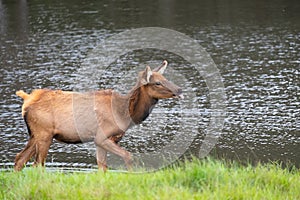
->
[0, 0, 299, 169]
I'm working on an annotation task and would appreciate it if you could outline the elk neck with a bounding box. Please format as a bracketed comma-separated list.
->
[127, 85, 158, 125]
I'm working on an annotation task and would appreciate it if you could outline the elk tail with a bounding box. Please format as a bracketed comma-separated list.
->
[16, 90, 30, 100]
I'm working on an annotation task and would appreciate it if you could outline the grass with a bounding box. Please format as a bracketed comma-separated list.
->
[0, 158, 299, 200]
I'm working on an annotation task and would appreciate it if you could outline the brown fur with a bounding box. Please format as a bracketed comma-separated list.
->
[14, 61, 183, 171]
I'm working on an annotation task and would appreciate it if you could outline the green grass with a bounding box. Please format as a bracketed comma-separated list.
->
[0, 159, 299, 200]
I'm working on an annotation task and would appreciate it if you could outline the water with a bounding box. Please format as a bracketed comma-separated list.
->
[0, 0, 299, 169]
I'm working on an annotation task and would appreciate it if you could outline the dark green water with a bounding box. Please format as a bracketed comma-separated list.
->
[0, 0, 299, 169]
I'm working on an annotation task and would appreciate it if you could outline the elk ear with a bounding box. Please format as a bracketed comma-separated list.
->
[141, 66, 152, 85]
[153, 60, 168, 74]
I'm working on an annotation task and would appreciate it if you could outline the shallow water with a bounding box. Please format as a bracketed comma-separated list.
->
[0, 0, 299, 169]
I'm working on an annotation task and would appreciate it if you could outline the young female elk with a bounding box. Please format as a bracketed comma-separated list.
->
[15, 60, 183, 171]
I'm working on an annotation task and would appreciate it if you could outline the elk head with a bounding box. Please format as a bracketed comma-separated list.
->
[140, 60, 184, 99]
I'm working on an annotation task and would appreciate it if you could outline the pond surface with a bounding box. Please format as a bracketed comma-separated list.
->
[0, 0, 299, 169]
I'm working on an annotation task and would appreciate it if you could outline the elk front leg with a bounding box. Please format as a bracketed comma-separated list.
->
[96, 146, 107, 172]
[95, 134, 132, 171]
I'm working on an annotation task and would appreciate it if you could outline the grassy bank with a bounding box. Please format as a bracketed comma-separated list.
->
[0, 159, 299, 200]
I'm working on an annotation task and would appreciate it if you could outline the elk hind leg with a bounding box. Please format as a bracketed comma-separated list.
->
[33, 134, 53, 167]
[14, 137, 37, 171]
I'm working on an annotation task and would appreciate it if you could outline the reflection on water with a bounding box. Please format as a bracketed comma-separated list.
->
[0, 0, 299, 169]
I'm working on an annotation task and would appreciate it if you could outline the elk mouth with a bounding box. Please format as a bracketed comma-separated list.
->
[178, 94, 184, 99]
[173, 91, 184, 99]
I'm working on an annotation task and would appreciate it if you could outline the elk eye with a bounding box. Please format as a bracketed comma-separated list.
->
[155, 82, 162, 86]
